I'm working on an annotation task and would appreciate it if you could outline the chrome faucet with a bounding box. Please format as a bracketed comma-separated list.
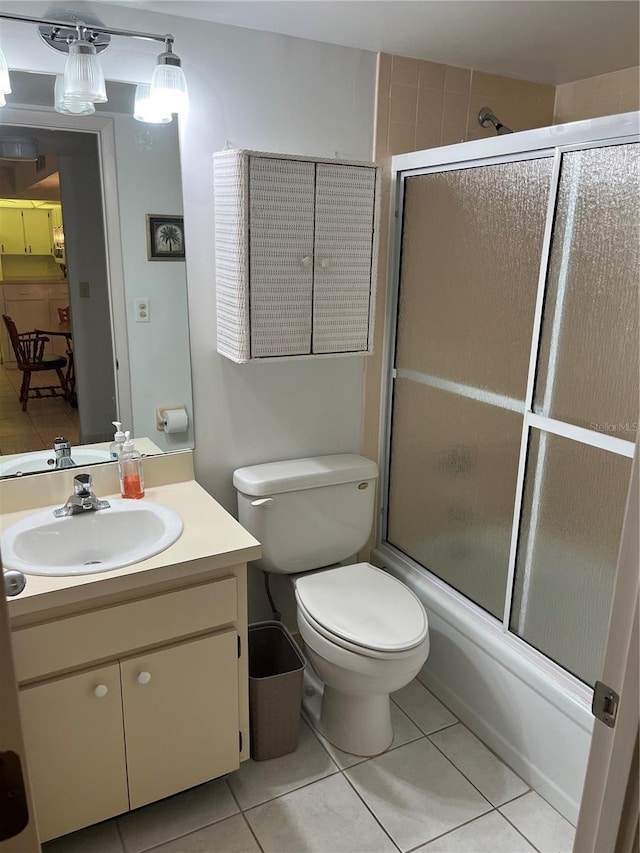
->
[53, 473, 110, 517]
[53, 436, 76, 470]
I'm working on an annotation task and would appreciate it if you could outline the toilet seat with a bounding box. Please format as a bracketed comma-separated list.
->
[295, 562, 427, 658]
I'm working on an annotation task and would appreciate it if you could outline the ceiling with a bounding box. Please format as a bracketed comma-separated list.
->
[100, 0, 639, 85]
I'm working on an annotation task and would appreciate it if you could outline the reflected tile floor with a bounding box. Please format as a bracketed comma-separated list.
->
[43, 681, 576, 853]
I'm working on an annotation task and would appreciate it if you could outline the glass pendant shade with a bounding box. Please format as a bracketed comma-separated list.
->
[54, 74, 95, 115]
[63, 39, 107, 104]
[0, 46, 10, 94]
[0, 91, 5, 108]
[151, 53, 189, 115]
[134, 83, 172, 124]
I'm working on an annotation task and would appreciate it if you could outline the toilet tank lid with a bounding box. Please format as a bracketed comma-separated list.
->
[233, 454, 378, 496]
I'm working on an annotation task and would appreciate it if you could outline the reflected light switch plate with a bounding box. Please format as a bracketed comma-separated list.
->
[135, 298, 150, 323]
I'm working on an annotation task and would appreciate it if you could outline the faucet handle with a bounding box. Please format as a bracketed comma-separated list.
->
[73, 473, 93, 496]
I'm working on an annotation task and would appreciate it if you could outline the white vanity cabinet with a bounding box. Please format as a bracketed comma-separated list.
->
[11, 568, 247, 843]
[213, 149, 381, 363]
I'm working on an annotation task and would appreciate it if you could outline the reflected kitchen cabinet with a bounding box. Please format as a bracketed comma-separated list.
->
[0, 208, 25, 255]
[0, 282, 70, 363]
[0, 208, 52, 255]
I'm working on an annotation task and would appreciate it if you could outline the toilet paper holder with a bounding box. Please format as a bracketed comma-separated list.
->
[155, 405, 189, 433]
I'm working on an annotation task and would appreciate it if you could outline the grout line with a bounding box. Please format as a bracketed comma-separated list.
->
[239, 810, 265, 853]
[425, 735, 495, 812]
[498, 809, 544, 853]
[340, 770, 403, 853]
[234, 768, 340, 815]
[402, 809, 501, 853]
[114, 817, 128, 853]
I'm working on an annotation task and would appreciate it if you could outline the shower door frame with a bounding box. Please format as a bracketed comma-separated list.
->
[378, 111, 639, 703]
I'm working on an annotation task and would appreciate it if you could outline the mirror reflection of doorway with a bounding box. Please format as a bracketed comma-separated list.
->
[0, 126, 117, 456]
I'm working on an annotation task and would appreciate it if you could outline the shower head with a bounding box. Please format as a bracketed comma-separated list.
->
[478, 106, 513, 135]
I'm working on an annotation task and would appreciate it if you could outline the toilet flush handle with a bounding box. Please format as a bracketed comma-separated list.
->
[250, 497, 274, 507]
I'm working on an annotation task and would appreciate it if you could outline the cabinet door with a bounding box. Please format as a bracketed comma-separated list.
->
[22, 209, 52, 255]
[121, 630, 239, 809]
[313, 164, 376, 353]
[0, 208, 25, 254]
[249, 157, 315, 357]
[19, 664, 128, 842]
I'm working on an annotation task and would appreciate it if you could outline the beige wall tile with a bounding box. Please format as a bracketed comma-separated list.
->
[445, 65, 472, 93]
[417, 87, 444, 126]
[594, 73, 622, 116]
[419, 59, 446, 89]
[388, 121, 416, 155]
[443, 91, 470, 131]
[441, 125, 466, 146]
[620, 66, 640, 112]
[389, 84, 418, 123]
[392, 54, 420, 87]
[415, 124, 442, 150]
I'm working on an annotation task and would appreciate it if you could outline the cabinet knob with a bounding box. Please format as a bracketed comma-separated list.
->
[137, 671, 152, 685]
[301, 255, 312, 269]
[320, 257, 330, 269]
[94, 684, 108, 698]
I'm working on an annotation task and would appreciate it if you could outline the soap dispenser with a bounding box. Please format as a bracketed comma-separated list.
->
[118, 431, 145, 499]
[109, 421, 126, 460]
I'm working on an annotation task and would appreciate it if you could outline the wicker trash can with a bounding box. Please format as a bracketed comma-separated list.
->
[248, 621, 306, 761]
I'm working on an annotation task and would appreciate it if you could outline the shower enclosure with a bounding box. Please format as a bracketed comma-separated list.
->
[376, 112, 639, 822]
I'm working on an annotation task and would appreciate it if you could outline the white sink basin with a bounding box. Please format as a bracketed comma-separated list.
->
[1, 500, 183, 577]
[0, 448, 112, 477]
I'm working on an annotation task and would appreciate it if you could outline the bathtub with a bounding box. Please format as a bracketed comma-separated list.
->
[372, 543, 594, 825]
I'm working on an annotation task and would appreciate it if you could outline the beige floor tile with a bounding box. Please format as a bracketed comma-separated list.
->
[306, 699, 423, 769]
[245, 773, 396, 853]
[414, 810, 536, 852]
[227, 719, 338, 810]
[43, 819, 123, 853]
[392, 678, 457, 734]
[150, 813, 259, 853]
[499, 791, 576, 853]
[117, 779, 238, 853]
[430, 723, 529, 806]
[345, 738, 491, 851]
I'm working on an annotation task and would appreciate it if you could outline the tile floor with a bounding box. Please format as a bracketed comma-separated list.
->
[43, 679, 576, 853]
[0, 365, 79, 455]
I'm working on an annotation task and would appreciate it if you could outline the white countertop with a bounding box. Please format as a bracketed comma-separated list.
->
[2, 477, 261, 622]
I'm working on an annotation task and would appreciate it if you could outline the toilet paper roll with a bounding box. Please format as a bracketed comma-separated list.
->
[162, 408, 188, 434]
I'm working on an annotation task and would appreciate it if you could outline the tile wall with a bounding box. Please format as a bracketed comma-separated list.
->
[554, 66, 640, 124]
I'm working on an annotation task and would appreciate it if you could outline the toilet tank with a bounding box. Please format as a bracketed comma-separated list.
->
[233, 454, 378, 574]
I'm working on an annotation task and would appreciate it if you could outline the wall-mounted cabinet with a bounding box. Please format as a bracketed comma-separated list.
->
[213, 150, 381, 363]
[0, 207, 53, 255]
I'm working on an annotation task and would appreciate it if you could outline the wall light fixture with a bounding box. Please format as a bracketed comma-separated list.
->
[0, 8, 189, 123]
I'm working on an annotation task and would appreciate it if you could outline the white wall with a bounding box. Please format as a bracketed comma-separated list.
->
[112, 115, 193, 451]
[1, 1, 376, 515]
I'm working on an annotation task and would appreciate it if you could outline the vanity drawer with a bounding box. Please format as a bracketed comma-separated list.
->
[12, 576, 237, 684]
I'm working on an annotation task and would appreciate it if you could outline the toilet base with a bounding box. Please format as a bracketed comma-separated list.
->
[301, 666, 393, 757]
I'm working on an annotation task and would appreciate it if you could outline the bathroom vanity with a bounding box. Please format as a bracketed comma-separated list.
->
[1, 452, 260, 843]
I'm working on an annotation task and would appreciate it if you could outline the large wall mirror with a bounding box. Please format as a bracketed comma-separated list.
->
[0, 71, 194, 478]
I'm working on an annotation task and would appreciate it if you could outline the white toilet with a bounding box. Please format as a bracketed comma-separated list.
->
[234, 454, 429, 757]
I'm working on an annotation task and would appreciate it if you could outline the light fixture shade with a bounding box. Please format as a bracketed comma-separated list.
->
[0, 46, 11, 94]
[0, 91, 5, 109]
[54, 74, 95, 116]
[63, 39, 107, 104]
[151, 52, 188, 115]
[134, 83, 172, 124]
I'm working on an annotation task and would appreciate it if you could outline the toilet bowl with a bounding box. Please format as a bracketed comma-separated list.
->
[294, 562, 429, 755]
[233, 454, 430, 757]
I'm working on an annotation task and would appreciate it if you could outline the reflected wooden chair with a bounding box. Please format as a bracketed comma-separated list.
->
[53, 306, 75, 406]
[58, 305, 70, 324]
[2, 314, 68, 412]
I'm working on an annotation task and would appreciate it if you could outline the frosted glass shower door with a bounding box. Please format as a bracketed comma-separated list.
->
[510, 143, 639, 685]
[387, 158, 553, 618]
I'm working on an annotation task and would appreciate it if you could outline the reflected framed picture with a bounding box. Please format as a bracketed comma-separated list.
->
[146, 214, 185, 261]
